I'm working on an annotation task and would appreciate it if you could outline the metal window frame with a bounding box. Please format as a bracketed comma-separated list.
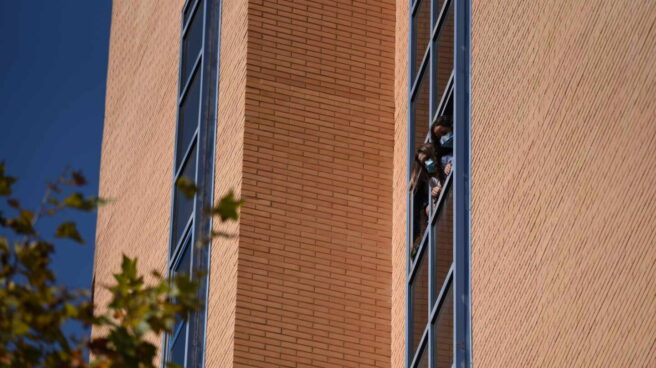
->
[167, 230, 193, 365]
[453, 0, 472, 365]
[407, 0, 471, 367]
[163, 0, 202, 356]
[192, 0, 222, 365]
[408, 173, 454, 366]
[162, 0, 222, 366]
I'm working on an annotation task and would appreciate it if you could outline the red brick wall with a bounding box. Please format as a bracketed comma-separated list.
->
[472, 1, 656, 366]
[236, 0, 396, 366]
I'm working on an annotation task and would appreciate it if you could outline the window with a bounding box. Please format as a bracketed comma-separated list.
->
[168, 236, 192, 366]
[164, 0, 222, 366]
[408, 0, 470, 366]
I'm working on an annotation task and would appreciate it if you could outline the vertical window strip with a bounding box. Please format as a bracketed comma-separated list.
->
[409, 0, 468, 367]
[165, 0, 222, 367]
[453, 0, 472, 365]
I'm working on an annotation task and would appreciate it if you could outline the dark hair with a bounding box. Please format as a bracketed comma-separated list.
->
[430, 115, 453, 161]
[430, 115, 453, 144]
[410, 143, 443, 188]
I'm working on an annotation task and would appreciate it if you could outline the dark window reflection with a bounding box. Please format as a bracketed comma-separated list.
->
[412, 185, 429, 254]
[415, 345, 429, 368]
[169, 323, 187, 366]
[432, 286, 453, 368]
[410, 253, 429, 357]
[412, 0, 430, 80]
[181, 1, 203, 85]
[412, 68, 430, 153]
[176, 68, 201, 170]
[432, 1, 453, 116]
[431, 186, 453, 306]
[172, 144, 196, 252]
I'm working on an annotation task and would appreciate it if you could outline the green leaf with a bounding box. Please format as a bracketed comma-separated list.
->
[55, 222, 84, 244]
[120, 255, 138, 280]
[12, 320, 29, 335]
[210, 230, 235, 239]
[5, 210, 35, 235]
[175, 176, 197, 199]
[210, 191, 244, 221]
[0, 162, 17, 196]
[62, 192, 103, 211]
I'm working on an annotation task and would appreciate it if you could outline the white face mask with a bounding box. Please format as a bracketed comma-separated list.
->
[440, 132, 453, 148]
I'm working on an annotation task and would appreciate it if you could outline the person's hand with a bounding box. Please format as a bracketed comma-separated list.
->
[431, 185, 441, 198]
[444, 162, 452, 175]
[425, 205, 430, 216]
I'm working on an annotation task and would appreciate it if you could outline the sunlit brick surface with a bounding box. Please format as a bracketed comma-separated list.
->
[391, 0, 410, 366]
[204, 0, 247, 365]
[92, 0, 185, 362]
[96, 0, 656, 367]
[471, 1, 656, 366]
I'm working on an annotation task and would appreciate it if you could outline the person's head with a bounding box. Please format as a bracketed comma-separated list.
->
[411, 143, 439, 188]
[415, 143, 435, 165]
[431, 116, 453, 143]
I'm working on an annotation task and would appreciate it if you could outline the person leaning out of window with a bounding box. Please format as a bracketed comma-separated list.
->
[411, 143, 445, 218]
[430, 116, 454, 176]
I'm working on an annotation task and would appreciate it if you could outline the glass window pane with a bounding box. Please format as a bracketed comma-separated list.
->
[431, 187, 453, 305]
[182, 0, 198, 27]
[176, 67, 201, 170]
[415, 345, 429, 368]
[412, 0, 430, 80]
[175, 238, 192, 278]
[169, 323, 187, 366]
[432, 286, 453, 368]
[172, 144, 197, 253]
[410, 69, 430, 253]
[412, 68, 430, 152]
[410, 252, 429, 357]
[411, 185, 429, 254]
[435, 91, 453, 123]
[171, 237, 192, 335]
[432, 0, 446, 28]
[432, 1, 454, 116]
[181, 1, 203, 84]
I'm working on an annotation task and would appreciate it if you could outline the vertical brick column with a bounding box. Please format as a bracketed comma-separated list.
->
[392, 0, 410, 366]
[237, 0, 396, 366]
[204, 0, 248, 365]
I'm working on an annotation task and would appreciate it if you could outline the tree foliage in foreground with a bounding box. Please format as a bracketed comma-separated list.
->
[0, 162, 243, 367]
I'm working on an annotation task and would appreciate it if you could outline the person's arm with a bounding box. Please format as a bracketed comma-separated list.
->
[441, 154, 453, 175]
[431, 183, 441, 198]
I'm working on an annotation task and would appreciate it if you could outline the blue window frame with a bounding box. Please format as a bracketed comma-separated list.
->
[164, 0, 222, 366]
[407, 0, 471, 367]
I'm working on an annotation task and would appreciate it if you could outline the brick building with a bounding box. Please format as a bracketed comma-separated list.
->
[92, 0, 656, 367]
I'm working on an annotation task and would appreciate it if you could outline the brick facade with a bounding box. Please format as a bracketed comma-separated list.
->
[470, 1, 656, 366]
[204, 0, 248, 365]
[92, 0, 184, 362]
[94, 0, 656, 367]
[236, 0, 395, 366]
[391, 0, 409, 365]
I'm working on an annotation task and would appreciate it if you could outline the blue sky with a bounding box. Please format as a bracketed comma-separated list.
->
[0, 0, 112, 338]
